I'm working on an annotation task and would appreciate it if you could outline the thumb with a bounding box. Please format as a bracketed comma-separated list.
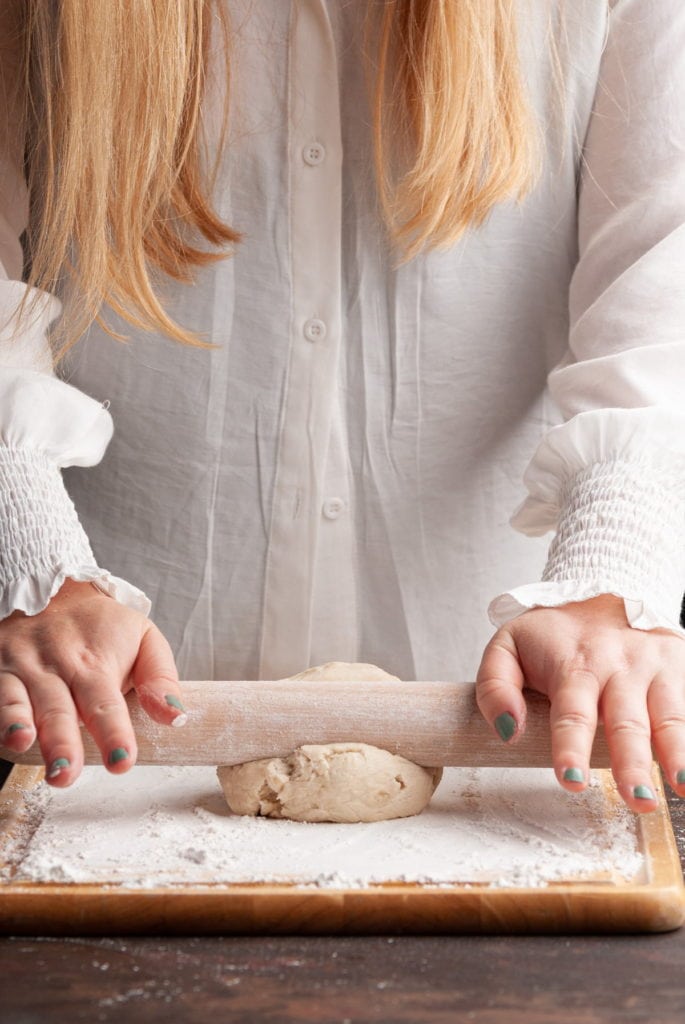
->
[475, 627, 527, 743]
[131, 623, 186, 727]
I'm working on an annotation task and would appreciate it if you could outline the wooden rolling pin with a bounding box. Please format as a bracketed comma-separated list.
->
[6, 680, 612, 769]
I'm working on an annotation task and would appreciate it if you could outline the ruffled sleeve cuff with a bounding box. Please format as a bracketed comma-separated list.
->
[488, 410, 685, 640]
[0, 446, 151, 619]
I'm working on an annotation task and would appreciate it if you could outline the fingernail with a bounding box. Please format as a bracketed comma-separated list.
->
[633, 785, 655, 801]
[163, 692, 185, 716]
[494, 712, 516, 742]
[6, 722, 29, 737]
[676, 770, 685, 786]
[165, 695, 187, 728]
[47, 757, 70, 779]
[108, 747, 129, 766]
[563, 767, 585, 783]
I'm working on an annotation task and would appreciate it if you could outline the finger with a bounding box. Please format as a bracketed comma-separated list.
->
[601, 674, 657, 813]
[0, 671, 37, 754]
[131, 624, 186, 728]
[71, 675, 138, 775]
[647, 673, 685, 798]
[548, 671, 599, 792]
[25, 671, 84, 787]
[476, 628, 527, 743]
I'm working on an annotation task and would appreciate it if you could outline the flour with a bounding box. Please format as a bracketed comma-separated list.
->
[2, 766, 645, 889]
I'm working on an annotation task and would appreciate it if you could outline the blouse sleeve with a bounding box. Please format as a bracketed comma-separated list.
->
[489, 0, 685, 638]
[0, 354, 152, 620]
[0, 61, 150, 618]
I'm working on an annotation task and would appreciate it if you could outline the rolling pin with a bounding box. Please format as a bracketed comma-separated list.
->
[6, 679, 611, 769]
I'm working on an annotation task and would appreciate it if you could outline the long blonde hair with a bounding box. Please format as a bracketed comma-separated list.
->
[10, 0, 542, 363]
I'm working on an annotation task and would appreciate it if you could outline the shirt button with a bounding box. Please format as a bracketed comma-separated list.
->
[322, 497, 345, 520]
[302, 142, 326, 166]
[303, 318, 326, 342]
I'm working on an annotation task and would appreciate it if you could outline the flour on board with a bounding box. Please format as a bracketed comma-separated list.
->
[2, 766, 644, 889]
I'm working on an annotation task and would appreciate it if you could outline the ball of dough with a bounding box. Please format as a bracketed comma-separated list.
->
[217, 743, 442, 823]
[216, 661, 443, 823]
[286, 661, 401, 683]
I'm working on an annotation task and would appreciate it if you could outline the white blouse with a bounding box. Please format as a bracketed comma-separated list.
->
[1, 0, 684, 683]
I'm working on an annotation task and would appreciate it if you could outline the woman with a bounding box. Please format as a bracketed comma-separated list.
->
[0, 0, 683, 813]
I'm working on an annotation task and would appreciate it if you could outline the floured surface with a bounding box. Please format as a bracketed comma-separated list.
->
[1, 766, 644, 889]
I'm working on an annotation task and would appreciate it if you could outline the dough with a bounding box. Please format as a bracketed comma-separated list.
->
[216, 662, 443, 823]
[217, 742, 443, 823]
[287, 661, 402, 683]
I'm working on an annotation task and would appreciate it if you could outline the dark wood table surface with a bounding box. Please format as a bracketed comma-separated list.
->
[2, 763, 684, 1024]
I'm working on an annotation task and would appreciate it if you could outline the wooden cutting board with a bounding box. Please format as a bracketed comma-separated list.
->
[1, 762, 683, 936]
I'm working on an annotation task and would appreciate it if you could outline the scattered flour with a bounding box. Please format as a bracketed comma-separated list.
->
[1, 766, 644, 889]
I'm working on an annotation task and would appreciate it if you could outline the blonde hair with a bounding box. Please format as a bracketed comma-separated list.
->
[366, 0, 542, 264]
[11, 0, 542, 363]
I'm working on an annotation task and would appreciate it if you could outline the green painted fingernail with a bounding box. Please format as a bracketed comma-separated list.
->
[633, 785, 655, 801]
[108, 747, 129, 766]
[563, 767, 584, 783]
[676, 770, 685, 786]
[165, 695, 185, 713]
[7, 723, 28, 736]
[47, 757, 70, 778]
[495, 712, 516, 742]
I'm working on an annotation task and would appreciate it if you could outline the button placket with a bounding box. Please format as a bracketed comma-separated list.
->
[259, 0, 344, 679]
[308, 392, 357, 668]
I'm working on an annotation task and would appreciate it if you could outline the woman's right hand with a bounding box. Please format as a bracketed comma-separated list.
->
[0, 578, 185, 787]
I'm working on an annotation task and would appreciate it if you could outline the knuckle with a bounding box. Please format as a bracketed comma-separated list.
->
[34, 705, 73, 730]
[80, 696, 125, 725]
[553, 710, 595, 733]
[651, 714, 685, 738]
[480, 633, 513, 661]
[608, 717, 651, 740]
[0, 639, 35, 673]
[494, 632, 517, 656]
[475, 677, 510, 704]
[74, 645, 108, 673]
[569, 641, 594, 668]
[35, 662, 66, 680]
[0, 699, 28, 715]
[0, 637, 15, 664]
[563, 639, 604, 671]
[147, 621, 169, 644]
[561, 663, 601, 688]
[63, 646, 113, 684]
[486, 633, 509, 651]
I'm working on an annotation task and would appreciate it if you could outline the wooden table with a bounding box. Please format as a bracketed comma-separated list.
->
[1, 763, 684, 1024]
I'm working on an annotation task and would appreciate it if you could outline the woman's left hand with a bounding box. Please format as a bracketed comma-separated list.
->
[475, 594, 685, 812]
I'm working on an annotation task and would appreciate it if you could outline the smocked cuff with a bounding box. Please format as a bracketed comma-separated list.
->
[489, 457, 685, 639]
[0, 446, 151, 619]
